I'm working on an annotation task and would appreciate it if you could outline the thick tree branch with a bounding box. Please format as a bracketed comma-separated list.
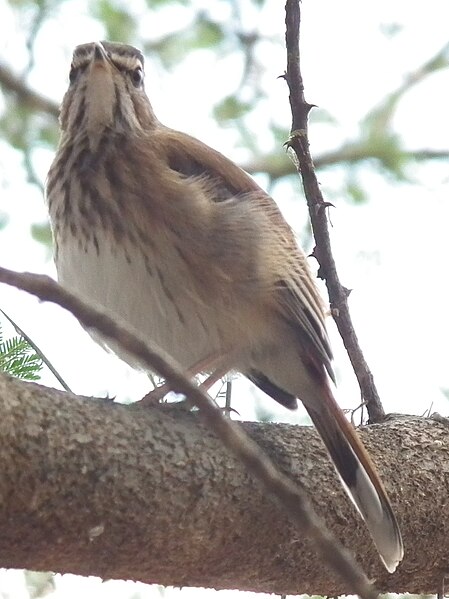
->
[0, 372, 447, 595]
[0, 266, 377, 599]
[284, 0, 385, 423]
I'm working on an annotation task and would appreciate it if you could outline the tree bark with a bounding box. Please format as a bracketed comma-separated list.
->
[0, 371, 446, 596]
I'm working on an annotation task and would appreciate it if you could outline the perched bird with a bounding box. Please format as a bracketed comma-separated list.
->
[46, 41, 403, 572]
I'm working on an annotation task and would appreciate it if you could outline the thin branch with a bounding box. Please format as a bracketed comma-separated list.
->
[284, 0, 385, 423]
[0, 308, 72, 392]
[242, 147, 449, 179]
[0, 62, 59, 117]
[23, 3, 49, 77]
[0, 266, 377, 599]
[363, 41, 449, 134]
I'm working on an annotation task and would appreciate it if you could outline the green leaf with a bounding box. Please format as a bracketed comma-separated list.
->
[38, 121, 59, 148]
[90, 0, 137, 43]
[213, 95, 252, 122]
[147, 34, 189, 67]
[0, 323, 43, 381]
[146, 0, 188, 6]
[192, 15, 225, 49]
[346, 179, 368, 205]
[147, 14, 224, 67]
[31, 221, 53, 249]
[0, 104, 31, 152]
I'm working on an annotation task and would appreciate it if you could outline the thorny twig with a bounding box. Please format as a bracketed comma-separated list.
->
[284, 0, 385, 423]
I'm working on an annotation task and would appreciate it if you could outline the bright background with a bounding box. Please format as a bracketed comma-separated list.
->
[0, 0, 448, 597]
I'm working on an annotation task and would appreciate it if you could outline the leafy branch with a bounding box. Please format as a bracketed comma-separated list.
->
[0, 309, 71, 391]
[0, 320, 42, 381]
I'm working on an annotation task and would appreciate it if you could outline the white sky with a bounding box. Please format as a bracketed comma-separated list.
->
[0, 0, 448, 597]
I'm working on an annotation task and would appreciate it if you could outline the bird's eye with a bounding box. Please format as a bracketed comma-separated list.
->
[130, 67, 144, 88]
[69, 65, 78, 84]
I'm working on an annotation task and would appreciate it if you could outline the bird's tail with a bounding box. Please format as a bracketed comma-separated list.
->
[305, 384, 404, 573]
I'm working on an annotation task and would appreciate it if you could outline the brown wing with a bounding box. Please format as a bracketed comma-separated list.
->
[276, 275, 335, 383]
[157, 126, 334, 398]
[156, 126, 278, 198]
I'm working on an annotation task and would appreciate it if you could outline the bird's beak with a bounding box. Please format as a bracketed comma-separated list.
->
[85, 42, 116, 143]
[91, 43, 110, 69]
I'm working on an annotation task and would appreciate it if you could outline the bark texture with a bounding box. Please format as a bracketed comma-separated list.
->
[0, 371, 447, 595]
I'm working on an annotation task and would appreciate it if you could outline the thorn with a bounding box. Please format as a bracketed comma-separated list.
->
[220, 406, 241, 417]
[317, 265, 326, 280]
[309, 246, 318, 260]
[316, 201, 335, 215]
[305, 102, 318, 114]
[102, 394, 116, 402]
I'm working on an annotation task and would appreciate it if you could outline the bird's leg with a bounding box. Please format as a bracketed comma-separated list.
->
[139, 352, 234, 407]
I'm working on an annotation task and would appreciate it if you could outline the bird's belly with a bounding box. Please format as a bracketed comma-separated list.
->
[56, 235, 227, 371]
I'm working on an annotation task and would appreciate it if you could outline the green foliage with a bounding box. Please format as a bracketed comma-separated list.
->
[0, 321, 43, 381]
[31, 221, 53, 250]
[0, 103, 31, 152]
[146, 0, 189, 6]
[37, 120, 59, 148]
[213, 95, 252, 122]
[345, 177, 368, 205]
[146, 13, 225, 67]
[0, 98, 57, 191]
[191, 14, 225, 49]
[90, 0, 137, 43]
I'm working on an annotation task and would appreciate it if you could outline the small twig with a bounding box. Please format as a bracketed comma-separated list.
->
[23, 3, 49, 77]
[241, 147, 449, 181]
[284, 0, 385, 424]
[0, 266, 377, 599]
[437, 571, 449, 599]
[0, 308, 72, 392]
[225, 379, 233, 416]
[365, 41, 449, 134]
[0, 62, 59, 117]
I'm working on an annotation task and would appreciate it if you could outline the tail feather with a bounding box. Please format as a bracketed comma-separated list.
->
[306, 386, 404, 573]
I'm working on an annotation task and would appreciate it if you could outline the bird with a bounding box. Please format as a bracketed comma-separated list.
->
[46, 41, 403, 572]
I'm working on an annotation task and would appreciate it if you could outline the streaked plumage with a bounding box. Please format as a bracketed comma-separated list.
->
[47, 41, 403, 571]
